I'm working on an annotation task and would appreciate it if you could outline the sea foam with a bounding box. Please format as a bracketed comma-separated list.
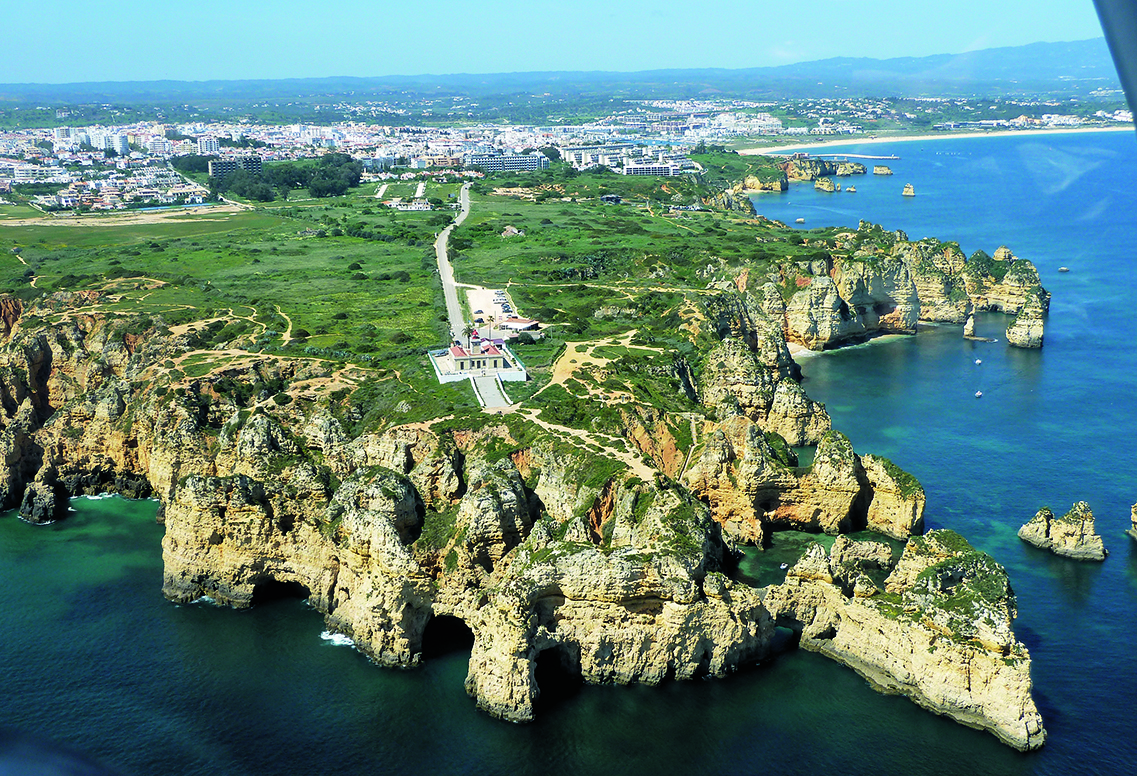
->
[320, 630, 355, 647]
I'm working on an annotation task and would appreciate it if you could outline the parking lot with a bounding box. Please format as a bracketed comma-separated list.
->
[464, 287, 518, 340]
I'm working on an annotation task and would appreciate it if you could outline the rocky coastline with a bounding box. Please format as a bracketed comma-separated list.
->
[1018, 502, 1108, 560]
[0, 288, 1046, 749]
[726, 221, 1050, 352]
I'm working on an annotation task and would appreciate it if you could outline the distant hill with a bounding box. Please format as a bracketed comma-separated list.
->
[0, 38, 1120, 106]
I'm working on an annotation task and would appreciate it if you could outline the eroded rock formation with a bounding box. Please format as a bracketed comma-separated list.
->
[682, 424, 925, 546]
[0, 290, 1042, 747]
[765, 531, 1047, 751]
[1018, 502, 1107, 560]
[771, 222, 1051, 351]
[1006, 289, 1046, 349]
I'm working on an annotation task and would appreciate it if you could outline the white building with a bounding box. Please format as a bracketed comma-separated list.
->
[109, 134, 130, 156]
[622, 161, 682, 176]
[197, 137, 220, 155]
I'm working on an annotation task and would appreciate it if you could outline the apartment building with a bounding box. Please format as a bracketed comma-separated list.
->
[207, 155, 263, 178]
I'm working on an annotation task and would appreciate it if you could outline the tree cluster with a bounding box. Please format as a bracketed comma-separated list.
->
[208, 152, 365, 201]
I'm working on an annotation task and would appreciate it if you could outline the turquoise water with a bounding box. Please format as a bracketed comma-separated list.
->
[2, 130, 1137, 774]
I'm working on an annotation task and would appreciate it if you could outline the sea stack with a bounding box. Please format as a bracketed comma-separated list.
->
[873, 165, 893, 175]
[1128, 502, 1137, 542]
[815, 177, 838, 193]
[902, 183, 916, 197]
[1017, 502, 1108, 560]
[1006, 290, 1045, 348]
[964, 313, 976, 339]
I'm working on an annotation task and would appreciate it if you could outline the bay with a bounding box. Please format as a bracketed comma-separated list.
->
[2, 129, 1135, 774]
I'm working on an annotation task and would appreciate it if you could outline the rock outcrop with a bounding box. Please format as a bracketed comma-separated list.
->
[734, 173, 788, 193]
[703, 189, 757, 215]
[698, 337, 830, 445]
[0, 289, 1041, 747]
[682, 424, 925, 546]
[1006, 289, 1046, 349]
[1128, 502, 1137, 542]
[902, 183, 916, 196]
[162, 428, 777, 723]
[765, 530, 1046, 751]
[814, 177, 838, 193]
[1018, 502, 1107, 560]
[873, 165, 893, 175]
[783, 256, 919, 351]
[774, 222, 1052, 350]
[781, 159, 866, 180]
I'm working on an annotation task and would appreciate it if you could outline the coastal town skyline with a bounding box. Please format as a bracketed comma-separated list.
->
[5, 0, 1106, 84]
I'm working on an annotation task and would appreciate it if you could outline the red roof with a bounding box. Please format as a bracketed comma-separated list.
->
[449, 344, 502, 358]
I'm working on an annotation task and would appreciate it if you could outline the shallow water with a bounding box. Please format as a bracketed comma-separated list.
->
[2, 131, 1136, 774]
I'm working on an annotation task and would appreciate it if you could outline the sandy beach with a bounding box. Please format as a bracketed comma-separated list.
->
[739, 124, 1134, 156]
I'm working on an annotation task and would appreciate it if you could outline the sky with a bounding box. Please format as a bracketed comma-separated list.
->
[5, 0, 1106, 84]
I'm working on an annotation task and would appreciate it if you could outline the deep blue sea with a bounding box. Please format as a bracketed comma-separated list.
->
[2, 130, 1136, 775]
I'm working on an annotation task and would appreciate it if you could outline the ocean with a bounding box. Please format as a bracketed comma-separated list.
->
[1, 129, 1135, 775]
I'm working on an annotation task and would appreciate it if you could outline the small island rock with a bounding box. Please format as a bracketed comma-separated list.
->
[902, 183, 916, 197]
[873, 165, 893, 175]
[815, 177, 838, 193]
[1006, 289, 1046, 348]
[1018, 502, 1107, 561]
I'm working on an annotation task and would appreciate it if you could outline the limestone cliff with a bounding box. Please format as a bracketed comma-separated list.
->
[698, 338, 830, 445]
[732, 173, 788, 193]
[0, 291, 1039, 746]
[814, 177, 838, 193]
[777, 222, 1052, 349]
[963, 248, 1051, 316]
[1018, 502, 1107, 560]
[765, 531, 1046, 751]
[682, 424, 925, 546]
[1006, 289, 1046, 349]
[784, 256, 918, 351]
[703, 189, 757, 215]
[781, 159, 867, 180]
[161, 421, 776, 722]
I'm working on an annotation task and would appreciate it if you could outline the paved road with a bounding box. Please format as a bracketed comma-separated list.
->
[473, 375, 510, 408]
[434, 183, 472, 344]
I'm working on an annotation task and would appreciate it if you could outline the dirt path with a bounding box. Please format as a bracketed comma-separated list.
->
[518, 408, 654, 480]
[275, 305, 294, 345]
[0, 204, 241, 228]
[232, 305, 268, 336]
[536, 329, 662, 400]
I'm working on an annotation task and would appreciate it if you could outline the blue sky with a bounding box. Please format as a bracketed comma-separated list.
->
[6, 0, 1105, 83]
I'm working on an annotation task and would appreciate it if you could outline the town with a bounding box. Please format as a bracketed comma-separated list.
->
[1, 96, 1131, 211]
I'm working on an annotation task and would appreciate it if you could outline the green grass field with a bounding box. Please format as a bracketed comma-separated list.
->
[0, 157, 829, 438]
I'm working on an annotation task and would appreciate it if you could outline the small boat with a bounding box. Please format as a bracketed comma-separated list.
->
[975, 390, 983, 398]
[779, 563, 789, 570]
[795, 218, 805, 224]
[1058, 266, 1070, 272]
[975, 358, 982, 365]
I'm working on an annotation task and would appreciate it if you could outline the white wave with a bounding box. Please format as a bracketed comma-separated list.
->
[192, 595, 217, 605]
[320, 630, 355, 647]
